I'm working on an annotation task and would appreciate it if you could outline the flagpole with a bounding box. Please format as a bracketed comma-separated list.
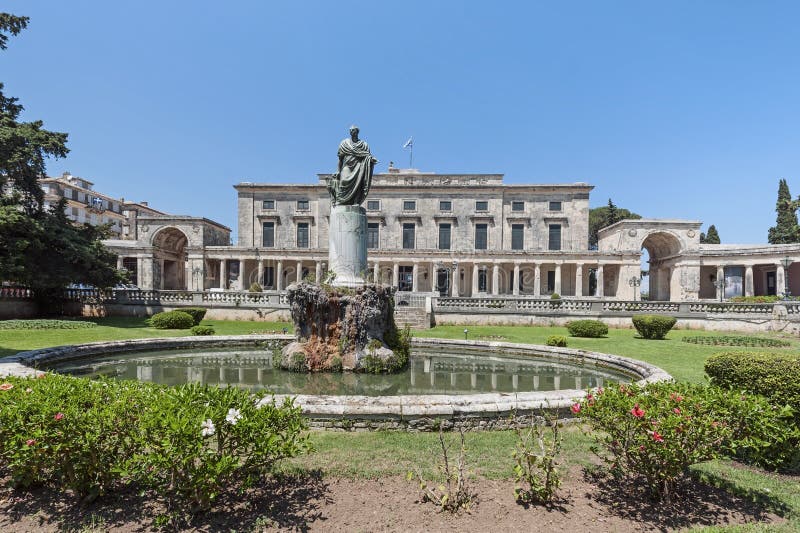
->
[409, 144, 413, 168]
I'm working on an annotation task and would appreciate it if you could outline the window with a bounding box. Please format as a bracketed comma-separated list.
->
[122, 257, 138, 286]
[548, 224, 561, 251]
[296, 222, 309, 248]
[511, 224, 524, 250]
[264, 266, 275, 288]
[367, 199, 380, 211]
[549, 201, 562, 211]
[367, 222, 380, 249]
[512, 201, 525, 211]
[439, 200, 452, 211]
[296, 199, 309, 210]
[547, 271, 556, 292]
[478, 268, 488, 292]
[475, 200, 488, 211]
[399, 266, 413, 291]
[262, 221, 275, 247]
[438, 223, 451, 250]
[262, 199, 275, 210]
[475, 223, 488, 250]
[403, 200, 417, 211]
[402, 223, 415, 249]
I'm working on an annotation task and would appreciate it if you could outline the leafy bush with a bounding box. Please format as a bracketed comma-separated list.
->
[0, 375, 309, 511]
[577, 381, 792, 501]
[0, 319, 97, 330]
[148, 310, 194, 330]
[566, 320, 608, 338]
[248, 282, 262, 293]
[286, 351, 307, 372]
[512, 413, 562, 504]
[180, 307, 207, 326]
[550, 292, 561, 300]
[408, 427, 474, 513]
[683, 335, 791, 348]
[632, 314, 677, 340]
[191, 325, 215, 336]
[545, 335, 567, 347]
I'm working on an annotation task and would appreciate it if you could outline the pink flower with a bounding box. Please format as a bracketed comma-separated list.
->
[570, 403, 581, 414]
[639, 445, 645, 452]
[652, 431, 664, 443]
[54, 412, 64, 421]
[630, 404, 645, 418]
[25, 439, 35, 446]
[0, 383, 13, 391]
[672, 408, 681, 414]
[669, 393, 683, 402]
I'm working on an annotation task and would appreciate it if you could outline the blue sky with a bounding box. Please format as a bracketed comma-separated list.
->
[3, 1, 800, 243]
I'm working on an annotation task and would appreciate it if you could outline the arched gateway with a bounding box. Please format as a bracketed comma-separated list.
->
[151, 227, 189, 290]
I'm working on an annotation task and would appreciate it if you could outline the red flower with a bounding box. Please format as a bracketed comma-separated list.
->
[630, 404, 645, 418]
[639, 445, 645, 452]
[672, 408, 681, 414]
[25, 439, 35, 446]
[570, 403, 581, 414]
[0, 383, 13, 391]
[652, 431, 664, 443]
[54, 412, 64, 421]
[669, 392, 683, 402]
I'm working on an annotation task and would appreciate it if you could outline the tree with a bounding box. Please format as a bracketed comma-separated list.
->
[588, 199, 642, 249]
[0, 13, 122, 302]
[767, 179, 799, 244]
[700, 224, 721, 244]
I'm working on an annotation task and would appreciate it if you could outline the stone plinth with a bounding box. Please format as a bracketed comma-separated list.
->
[329, 205, 367, 287]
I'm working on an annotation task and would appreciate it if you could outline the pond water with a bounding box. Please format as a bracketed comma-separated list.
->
[47, 347, 632, 396]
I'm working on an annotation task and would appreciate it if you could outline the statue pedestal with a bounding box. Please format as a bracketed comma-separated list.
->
[329, 205, 367, 287]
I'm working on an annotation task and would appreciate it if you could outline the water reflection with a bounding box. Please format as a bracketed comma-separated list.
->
[48, 348, 629, 396]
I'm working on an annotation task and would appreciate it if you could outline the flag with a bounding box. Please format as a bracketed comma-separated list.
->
[403, 137, 413, 149]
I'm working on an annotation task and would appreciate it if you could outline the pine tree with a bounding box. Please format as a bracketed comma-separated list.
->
[701, 225, 721, 244]
[767, 179, 800, 244]
[606, 198, 620, 227]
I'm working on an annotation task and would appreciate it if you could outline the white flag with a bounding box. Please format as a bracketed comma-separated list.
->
[403, 137, 413, 149]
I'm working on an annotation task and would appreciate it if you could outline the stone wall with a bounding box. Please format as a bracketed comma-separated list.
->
[0, 299, 39, 320]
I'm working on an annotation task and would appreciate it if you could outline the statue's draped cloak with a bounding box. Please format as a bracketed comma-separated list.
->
[334, 139, 374, 205]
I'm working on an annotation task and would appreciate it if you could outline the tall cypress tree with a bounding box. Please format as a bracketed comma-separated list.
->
[768, 179, 800, 244]
[701, 224, 721, 244]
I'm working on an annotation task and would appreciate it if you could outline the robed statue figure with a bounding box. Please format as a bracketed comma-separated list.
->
[327, 125, 378, 206]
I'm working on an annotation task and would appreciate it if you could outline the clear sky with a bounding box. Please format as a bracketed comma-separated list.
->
[3, 1, 800, 243]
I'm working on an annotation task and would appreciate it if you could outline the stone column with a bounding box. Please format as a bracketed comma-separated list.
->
[159, 259, 165, 290]
[412, 262, 419, 292]
[392, 262, 399, 288]
[716, 265, 724, 299]
[276, 260, 284, 290]
[237, 259, 244, 290]
[745, 265, 754, 297]
[554, 263, 562, 295]
[512, 263, 520, 296]
[777, 264, 786, 296]
[317, 261, 324, 284]
[257, 260, 265, 286]
[575, 263, 583, 297]
[451, 263, 459, 296]
[328, 204, 367, 286]
[116, 256, 124, 270]
[296, 261, 303, 283]
[533, 263, 541, 296]
[373, 262, 379, 284]
[219, 260, 226, 289]
[492, 264, 500, 295]
[472, 264, 480, 295]
[596, 264, 604, 297]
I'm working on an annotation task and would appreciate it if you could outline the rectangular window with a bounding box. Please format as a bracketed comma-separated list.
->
[367, 222, 380, 249]
[402, 223, 415, 249]
[512, 201, 524, 211]
[548, 224, 562, 251]
[296, 223, 309, 248]
[367, 199, 380, 211]
[511, 224, 524, 250]
[262, 199, 275, 210]
[438, 223, 451, 250]
[547, 270, 556, 292]
[262, 221, 275, 247]
[475, 200, 488, 211]
[122, 257, 138, 286]
[296, 199, 309, 210]
[478, 268, 488, 292]
[475, 223, 488, 250]
[399, 266, 413, 291]
[403, 200, 417, 211]
[264, 266, 275, 288]
[549, 201, 562, 211]
[439, 200, 452, 211]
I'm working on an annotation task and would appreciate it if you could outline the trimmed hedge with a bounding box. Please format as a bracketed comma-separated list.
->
[190, 325, 215, 336]
[0, 319, 97, 330]
[545, 335, 567, 347]
[180, 307, 207, 326]
[632, 314, 677, 340]
[683, 335, 791, 348]
[147, 310, 194, 330]
[566, 320, 608, 338]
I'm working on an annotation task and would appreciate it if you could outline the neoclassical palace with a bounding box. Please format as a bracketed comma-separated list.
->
[98, 169, 800, 301]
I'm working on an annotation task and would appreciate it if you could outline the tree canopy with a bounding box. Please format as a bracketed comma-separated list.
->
[588, 199, 642, 248]
[700, 224, 721, 244]
[767, 178, 799, 244]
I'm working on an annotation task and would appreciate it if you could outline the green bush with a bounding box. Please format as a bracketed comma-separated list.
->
[545, 335, 567, 347]
[248, 282, 262, 293]
[550, 292, 561, 300]
[180, 307, 207, 326]
[578, 381, 793, 501]
[0, 319, 97, 330]
[566, 320, 608, 338]
[632, 314, 677, 340]
[191, 325, 215, 336]
[148, 310, 194, 329]
[683, 335, 791, 348]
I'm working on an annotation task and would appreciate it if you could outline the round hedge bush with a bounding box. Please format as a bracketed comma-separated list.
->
[190, 325, 215, 336]
[545, 335, 567, 347]
[566, 319, 608, 338]
[180, 307, 207, 326]
[632, 314, 677, 340]
[147, 310, 194, 330]
[0, 319, 97, 330]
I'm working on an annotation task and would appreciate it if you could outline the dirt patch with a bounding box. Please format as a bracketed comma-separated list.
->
[0, 470, 784, 532]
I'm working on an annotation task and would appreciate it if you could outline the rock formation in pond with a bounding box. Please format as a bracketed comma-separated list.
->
[278, 281, 410, 373]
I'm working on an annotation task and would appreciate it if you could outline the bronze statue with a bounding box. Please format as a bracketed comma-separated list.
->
[327, 125, 378, 206]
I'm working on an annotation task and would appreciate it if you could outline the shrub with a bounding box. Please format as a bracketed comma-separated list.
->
[409, 427, 474, 512]
[248, 282, 262, 293]
[191, 325, 215, 336]
[180, 307, 208, 326]
[566, 319, 608, 338]
[545, 335, 567, 347]
[577, 381, 792, 501]
[550, 292, 561, 300]
[0, 319, 96, 330]
[512, 413, 562, 504]
[632, 314, 676, 340]
[683, 335, 791, 348]
[148, 310, 194, 329]
[286, 351, 307, 372]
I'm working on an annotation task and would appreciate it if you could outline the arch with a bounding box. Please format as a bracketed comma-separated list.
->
[640, 231, 683, 301]
[151, 227, 189, 290]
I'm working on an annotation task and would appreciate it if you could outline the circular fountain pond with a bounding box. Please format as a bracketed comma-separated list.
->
[2, 336, 671, 430]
